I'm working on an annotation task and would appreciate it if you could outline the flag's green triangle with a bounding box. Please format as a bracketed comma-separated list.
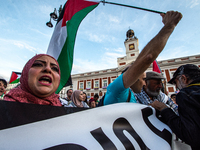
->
[10, 78, 20, 84]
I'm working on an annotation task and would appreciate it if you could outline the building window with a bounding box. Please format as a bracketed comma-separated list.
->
[102, 79, 108, 89]
[87, 93, 90, 100]
[161, 71, 166, 79]
[111, 78, 116, 83]
[86, 81, 91, 90]
[170, 70, 176, 79]
[79, 82, 84, 90]
[94, 80, 99, 89]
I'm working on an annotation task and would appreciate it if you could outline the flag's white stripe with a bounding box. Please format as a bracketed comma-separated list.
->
[47, 19, 67, 60]
[17, 75, 21, 79]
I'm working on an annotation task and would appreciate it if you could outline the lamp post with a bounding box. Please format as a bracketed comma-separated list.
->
[46, 5, 62, 28]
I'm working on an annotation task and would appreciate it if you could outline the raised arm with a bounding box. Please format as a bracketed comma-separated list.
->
[123, 11, 182, 88]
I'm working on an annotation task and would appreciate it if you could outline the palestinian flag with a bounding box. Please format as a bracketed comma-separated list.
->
[9, 71, 21, 84]
[152, 60, 161, 73]
[47, 0, 99, 93]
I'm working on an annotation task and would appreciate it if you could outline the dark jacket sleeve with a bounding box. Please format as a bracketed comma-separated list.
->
[160, 92, 200, 149]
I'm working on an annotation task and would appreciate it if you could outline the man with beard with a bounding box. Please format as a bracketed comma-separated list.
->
[135, 71, 178, 114]
[151, 64, 200, 149]
[60, 89, 73, 106]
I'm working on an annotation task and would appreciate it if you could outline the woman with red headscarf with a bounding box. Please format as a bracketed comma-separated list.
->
[4, 54, 62, 106]
[67, 90, 89, 108]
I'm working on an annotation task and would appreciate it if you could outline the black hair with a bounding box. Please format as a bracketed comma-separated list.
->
[170, 93, 176, 98]
[94, 93, 99, 98]
[67, 89, 73, 93]
[83, 92, 87, 103]
[0, 79, 7, 88]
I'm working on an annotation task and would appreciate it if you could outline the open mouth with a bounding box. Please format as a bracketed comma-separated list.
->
[39, 76, 52, 84]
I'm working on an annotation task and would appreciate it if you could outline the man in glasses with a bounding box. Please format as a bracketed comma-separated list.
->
[151, 64, 200, 149]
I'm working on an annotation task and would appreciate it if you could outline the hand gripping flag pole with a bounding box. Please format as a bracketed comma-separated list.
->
[101, 0, 165, 14]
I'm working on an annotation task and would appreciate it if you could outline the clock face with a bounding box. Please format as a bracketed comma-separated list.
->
[129, 44, 135, 50]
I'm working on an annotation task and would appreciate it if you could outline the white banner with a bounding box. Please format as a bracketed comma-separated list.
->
[0, 103, 172, 150]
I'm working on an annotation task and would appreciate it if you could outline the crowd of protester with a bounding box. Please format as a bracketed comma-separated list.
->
[1, 10, 200, 149]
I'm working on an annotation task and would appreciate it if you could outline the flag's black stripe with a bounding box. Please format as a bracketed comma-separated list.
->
[56, 3, 66, 25]
[0, 101, 88, 130]
[14, 71, 21, 75]
[64, 75, 72, 87]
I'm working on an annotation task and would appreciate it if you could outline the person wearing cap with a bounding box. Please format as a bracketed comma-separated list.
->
[0, 78, 7, 100]
[151, 64, 200, 149]
[103, 11, 182, 106]
[135, 71, 178, 114]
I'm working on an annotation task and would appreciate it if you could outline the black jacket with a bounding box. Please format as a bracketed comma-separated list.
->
[161, 77, 200, 150]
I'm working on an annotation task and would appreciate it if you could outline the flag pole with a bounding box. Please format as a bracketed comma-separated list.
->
[101, 0, 165, 14]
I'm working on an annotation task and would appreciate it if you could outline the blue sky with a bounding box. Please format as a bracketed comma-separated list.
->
[0, 0, 200, 81]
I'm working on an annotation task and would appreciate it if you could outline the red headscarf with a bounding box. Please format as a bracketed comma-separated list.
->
[4, 54, 62, 106]
[89, 98, 96, 105]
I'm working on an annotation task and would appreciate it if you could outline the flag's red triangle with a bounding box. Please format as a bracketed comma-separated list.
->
[9, 72, 21, 84]
[62, 0, 99, 27]
[152, 60, 161, 73]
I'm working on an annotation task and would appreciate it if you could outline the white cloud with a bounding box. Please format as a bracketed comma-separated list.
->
[157, 46, 189, 61]
[30, 28, 51, 37]
[72, 49, 124, 74]
[190, 0, 199, 8]
[113, 48, 124, 53]
[102, 52, 124, 65]
[85, 32, 118, 44]
[13, 42, 24, 48]
[0, 38, 43, 54]
[108, 15, 120, 23]
[13, 41, 37, 53]
[72, 58, 105, 74]
[88, 33, 103, 43]
[72, 64, 86, 74]
[38, 5, 54, 15]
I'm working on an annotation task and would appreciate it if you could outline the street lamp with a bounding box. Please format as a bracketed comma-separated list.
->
[46, 17, 53, 28]
[50, 8, 58, 21]
[46, 5, 62, 28]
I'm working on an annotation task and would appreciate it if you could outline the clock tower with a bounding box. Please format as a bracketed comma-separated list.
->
[117, 29, 139, 67]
